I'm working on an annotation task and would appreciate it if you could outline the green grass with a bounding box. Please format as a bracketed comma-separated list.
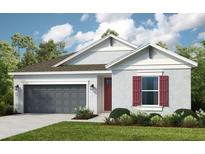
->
[2, 122, 205, 141]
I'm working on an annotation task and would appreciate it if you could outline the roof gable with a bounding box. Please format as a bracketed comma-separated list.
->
[106, 43, 198, 68]
[53, 34, 138, 67]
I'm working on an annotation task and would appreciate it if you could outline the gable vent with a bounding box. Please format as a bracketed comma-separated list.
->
[148, 46, 153, 59]
[110, 37, 113, 47]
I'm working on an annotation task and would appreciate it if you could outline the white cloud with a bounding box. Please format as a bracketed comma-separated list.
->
[75, 14, 205, 50]
[75, 31, 95, 42]
[80, 14, 89, 22]
[45, 14, 205, 51]
[65, 31, 95, 49]
[198, 32, 205, 39]
[169, 14, 205, 32]
[71, 18, 137, 50]
[42, 23, 73, 43]
[96, 13, 133, 23]
[142, 19, 155, 27]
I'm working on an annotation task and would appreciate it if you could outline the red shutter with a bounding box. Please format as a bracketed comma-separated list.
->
[160, 76, 169, 107]
[133, 76, 141, 106]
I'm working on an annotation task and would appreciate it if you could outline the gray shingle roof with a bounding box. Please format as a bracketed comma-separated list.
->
[15, 53, 106, 72]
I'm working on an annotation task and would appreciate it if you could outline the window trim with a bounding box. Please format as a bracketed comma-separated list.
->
[141, 76, 160, 107]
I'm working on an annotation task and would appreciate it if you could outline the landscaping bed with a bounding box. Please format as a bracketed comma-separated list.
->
[72, 107, 98, 120]
[105, 108, 205, 128]
[72, 114, 98, 120]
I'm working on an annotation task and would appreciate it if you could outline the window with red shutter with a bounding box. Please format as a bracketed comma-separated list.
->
[160, 76, 169, 107]
[141, 77, 158, 105]
[133, 76, 141, 106]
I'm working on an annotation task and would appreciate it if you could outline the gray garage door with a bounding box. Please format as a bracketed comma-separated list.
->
[24, 85, 86, 113]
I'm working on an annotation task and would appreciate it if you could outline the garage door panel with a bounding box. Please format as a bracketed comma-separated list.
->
[24, 85, 86, 113]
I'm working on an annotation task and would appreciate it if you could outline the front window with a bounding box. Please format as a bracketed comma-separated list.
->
[141, 77, 158, 105]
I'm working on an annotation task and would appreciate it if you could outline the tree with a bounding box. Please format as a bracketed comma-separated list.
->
[0, 41, 19, 72]
[176, 43, 205, 111]
[156, 41, 168, 49]
[0, 41, 19, 105]
[11, 33, 65, 66]
[0, 60, 9, 98]
[21, 50, 38, 67]
[101, 29, 119, 38]
[11, 33, 36, 51]
[11, 33, 37, 67]
[36, 40, 65, 62]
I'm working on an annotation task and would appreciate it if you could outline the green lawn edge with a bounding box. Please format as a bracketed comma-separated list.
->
[2, 121, 205, 141]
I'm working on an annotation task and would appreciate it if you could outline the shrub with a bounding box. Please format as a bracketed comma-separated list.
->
[74, 107, 94, 119]
[104, 117, 115, 125]
[1, 90, 13, 105]
[175, 109, 198, 119]
[109, 108, 130, 120]
[0, 103, 14, 116]
[182, 115, 199, 127]
[150, 115, 163, 126]
[162, 113, 182, 127]
[0, 103, 4, 115]
[118, 114, 134, 125]
[196, 109, 205, 127]
[149, 113, 162, 118]
[3, 105, 13, 115]
[131, 111, 151, 126]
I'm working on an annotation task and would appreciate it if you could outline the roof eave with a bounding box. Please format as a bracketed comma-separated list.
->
[9, 70, 112, 76]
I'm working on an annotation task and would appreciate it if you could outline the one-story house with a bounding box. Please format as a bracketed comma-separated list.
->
[10, 34, 197, 115]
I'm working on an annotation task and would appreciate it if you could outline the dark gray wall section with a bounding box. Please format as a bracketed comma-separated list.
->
[24, 85, 86, 113]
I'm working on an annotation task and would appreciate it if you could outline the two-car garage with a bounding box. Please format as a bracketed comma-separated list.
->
[24, 85, 86, 113]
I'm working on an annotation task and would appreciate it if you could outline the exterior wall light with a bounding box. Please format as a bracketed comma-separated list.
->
[90, 84, 94, 90]
[15, 85, 20, 90]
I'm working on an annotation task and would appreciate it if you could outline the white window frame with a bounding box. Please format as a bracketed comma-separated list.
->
[141, 76, 159, 107]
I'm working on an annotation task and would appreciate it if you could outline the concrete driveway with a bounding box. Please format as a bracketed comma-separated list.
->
[0, 114, 74, 140]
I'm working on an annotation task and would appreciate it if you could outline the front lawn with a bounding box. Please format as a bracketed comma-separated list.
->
[2, 122, 205, 141]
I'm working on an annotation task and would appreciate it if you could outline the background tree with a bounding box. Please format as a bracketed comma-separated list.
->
[0, 41, 19, 72]
[101, 29, 119, 38]
[176, 42, 205, 111]
[21, 50, 38, 67]
[36, 40, 65, 62]
[11, 33, 37, 68]
[156, 41, 168, 49]
[11, 33, 36, 51]
[0, 41, 19, 105]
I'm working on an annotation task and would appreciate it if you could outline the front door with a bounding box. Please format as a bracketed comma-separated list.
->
[104, 78, 112, 111]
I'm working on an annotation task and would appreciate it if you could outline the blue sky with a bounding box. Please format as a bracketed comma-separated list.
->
[0, 13, 205, 54]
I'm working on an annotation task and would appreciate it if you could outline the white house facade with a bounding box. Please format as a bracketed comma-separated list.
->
[10, 34, 197, 115]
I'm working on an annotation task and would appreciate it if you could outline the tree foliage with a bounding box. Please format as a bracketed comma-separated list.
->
[176, 43, 205, 111]
[101, 29, 119, 38]
[11, 33, 37, 68]
[36, 40, 65, 62]
[21, 50, 38, 67]
[156, 41, 168, 49]
[11, 33, 36, 51]
[11, 33, 66, 67]
[0, 41, 19, 104]
[0, 41, 19, 71]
